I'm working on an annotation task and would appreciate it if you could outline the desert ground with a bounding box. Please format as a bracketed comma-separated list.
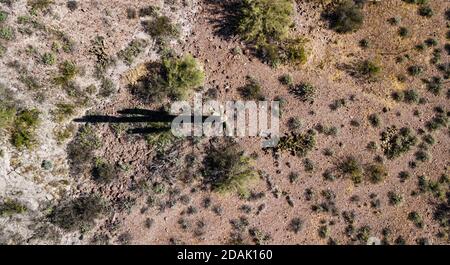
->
[0, 0, 449, 245]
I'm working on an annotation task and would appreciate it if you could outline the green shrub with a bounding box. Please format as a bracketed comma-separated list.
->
[327, 0, 364, 34]
[155, 55, 205, 99]
[287, 117, 302, 131]
[288, 217, 303, 234]
[358, 60, 381, 79]
[0, 43, 6, 57]
[67, 0, 78, 11]
[239, 78, 264, 100]
[368, 113, 380, 127]
[404, 89, 419, 104]
[92, 158, 117, 184]
[202, 141, 259, 198]
[0, 26, 14, 40]
[418, 5, 433, 17]
[366, 163, 387, 184]
[41, 52, 56, 65]
[381, 126, 417, 159]
[99, 77, 116, 97]
[388, 191, 403, 205]
[408, 65, 424, 76]
[339, 156, 363, 184]
[236, 0, 307, 67]
[408, 211, 424, 228]
[28, 0, 54, 12]
[289, 83, 316, 103]
[0, 199, 27, 217]
[275, 130, 316, 157]
[0, 105, 15, 131]
[359, 38, 369, 49]
[67, 125, 101, 172]
[0, 10, 8, 22]
[48, 195, 104, 232]
[118, 39, 148, 65]
[425, 112, 448, 132]
[52, 103, 75, 122]
[279, 74, 293, 86]
[426, 77, 442, 95]
[398, 27, 409, 38]
[238, 0, 293, 46]
[142, 15, 179, 40]
[54, 60, 78, 85]
[11, 109, 40, 149]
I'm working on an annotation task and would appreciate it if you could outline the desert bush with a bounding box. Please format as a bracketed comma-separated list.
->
[92, 158, 117, 184]
[99, 77, 116, 97]
[408, 211, 424, 228]
[11, 109, 40, 149]
[339, 156, 363, 184]
[41, 52, 56, 65]
[52, 103, 75, 122]
[318, 225, 330, 238]
[66, 1, 78, 11]
[357, 60, 381, 79]
[359, 38, 369, 49]
[202, 141, 259, 198]
[48, 195, 104, 232]
[356, 225, 371, 243]
[27, 0, 54, 12]
[287, 117, 302, 131]
[288, 218, 303, 234]
[274, 130, 316, 157]
[279, 74, 293, 86]
[67, 125, 101, 172]
[326, 0, 364, 34]
[414, 150, 429, 162]
[143, 54, 205, 100]
[388, 191, 403, 206]
[0, 43, 6, 57]
[0, 199, 27, 217]
[0, 10, 8, 22]
[289, 83, 316, 103]
[142, 15, 179, 41]
[0, 26, 14, 40]
[236, 0, 307, 67]
[418, 5, 433, 17]
[118, 39, 148, 65]
[238, 0, 293, 44]
[408, 65, 424, 76]
[0, 105, 15, 131]
[368, 113, 380, 127]
[54, 60, 78, 86]
[426, 77, 442, 95]
[366, 163, 387, 184]
[381, 126, 417, 159]
[398, 27, 409, 38]
[404, 89, 419, 104]
[139, 5, 159, 17]
[425, 111, 448, 132]
[239, 77, 264, 100]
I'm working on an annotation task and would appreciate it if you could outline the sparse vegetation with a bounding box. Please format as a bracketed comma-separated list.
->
[135, 54, 204, 100]
[203, 141, 259, 198]
[381, 127, 417, 159]
[236, 0, 307, 67]
[274, 130, 316, 157]
[48, 195, 104, 232]
[240, 77, 264, 100]
[326, 0, 364, 34]
[0, 199, 27, 217]
[289, 83, 316, 103]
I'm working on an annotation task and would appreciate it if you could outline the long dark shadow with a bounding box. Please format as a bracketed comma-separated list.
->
[73, 108, 221, 135]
